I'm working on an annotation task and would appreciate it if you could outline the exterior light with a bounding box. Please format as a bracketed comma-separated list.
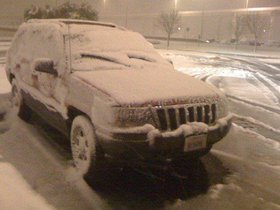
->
[174, 0, 178, 10]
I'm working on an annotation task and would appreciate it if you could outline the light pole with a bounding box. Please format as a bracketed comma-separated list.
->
[246, 0, 249, 9]
[125, 0, 128, 27]
[199, 0, 205, 43]
[174, 0, 178, 10]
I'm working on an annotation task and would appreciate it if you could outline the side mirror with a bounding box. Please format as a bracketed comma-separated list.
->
[34, 58, 58, 76]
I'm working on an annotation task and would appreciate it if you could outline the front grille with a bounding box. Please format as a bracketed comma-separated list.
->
[154, 104, 217, 131]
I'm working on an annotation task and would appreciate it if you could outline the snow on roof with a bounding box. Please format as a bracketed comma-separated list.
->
[27, 19, 120, 29]
[69, 24, 154, 54]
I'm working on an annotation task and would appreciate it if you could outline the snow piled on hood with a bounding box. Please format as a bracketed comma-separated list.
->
[73, 68, 221, 106]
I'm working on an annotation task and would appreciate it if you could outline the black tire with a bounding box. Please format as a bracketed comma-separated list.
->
[70, 115, 104, 177]
[11, 80, 32, 121]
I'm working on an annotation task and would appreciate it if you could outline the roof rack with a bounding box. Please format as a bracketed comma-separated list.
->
[27, 19, 118, 28]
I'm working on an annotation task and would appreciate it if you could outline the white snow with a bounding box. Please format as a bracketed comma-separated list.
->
[161, 51, 279, 109]
[229, 97, 280, 130]
[0, 64, 10, 94]
[0, 110, 108, 210]
[163, 125, 280, 210]
[234, 123, 280, 151]
[1, 27, 280, 210]
[159, 49, 280, 121]
[0, 163, 55, 210]
[70, 24, 154, 53]
[73, 68, 222, 106]
[259, 58, 280, 65]
[232, 113, 280, 135]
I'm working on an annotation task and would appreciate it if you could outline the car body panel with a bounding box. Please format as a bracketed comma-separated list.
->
[6, 19, 232, 162]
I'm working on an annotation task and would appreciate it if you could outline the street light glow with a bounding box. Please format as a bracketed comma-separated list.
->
[246, 0, 249, 8]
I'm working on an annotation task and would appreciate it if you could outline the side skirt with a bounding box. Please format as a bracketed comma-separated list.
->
[21, 91, 69, 137]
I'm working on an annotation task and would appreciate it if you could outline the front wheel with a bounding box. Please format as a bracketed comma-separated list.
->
[70, 115, 103, 177]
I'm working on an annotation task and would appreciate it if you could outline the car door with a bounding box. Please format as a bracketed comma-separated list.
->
[26, 23, 69, 134]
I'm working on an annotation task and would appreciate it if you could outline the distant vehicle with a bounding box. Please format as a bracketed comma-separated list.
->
[249, 40, 263, 46]
[148, 39, 161, 45]
[205, 39, 215, 43]
[6, 19, 231, 177]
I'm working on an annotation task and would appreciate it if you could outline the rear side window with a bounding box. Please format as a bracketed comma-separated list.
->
[8, 23, 65, 79]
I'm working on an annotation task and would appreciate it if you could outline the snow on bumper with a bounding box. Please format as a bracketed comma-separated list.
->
[96, 114, 232, 159]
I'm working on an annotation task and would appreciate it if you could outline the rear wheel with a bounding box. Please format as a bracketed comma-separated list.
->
[11, 79, 32, 121]
[70, 115, 103, 177]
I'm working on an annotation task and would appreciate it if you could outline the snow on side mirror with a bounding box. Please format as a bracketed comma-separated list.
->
[34, 58, 58, 76]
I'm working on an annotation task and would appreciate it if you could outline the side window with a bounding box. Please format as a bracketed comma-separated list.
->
[31, 24, 64, 75]
[30, 24, 64, 97]
[7, 26, 24, 71]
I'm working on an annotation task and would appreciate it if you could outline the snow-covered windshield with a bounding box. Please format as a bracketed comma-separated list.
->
[69, 24, 170, 71]
[69, 24, 154, 52]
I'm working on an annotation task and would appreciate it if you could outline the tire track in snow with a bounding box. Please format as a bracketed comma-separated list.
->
[225, 56, 280, 76]
[201, 72, 280, 115]
[254, 73, 280, 103]
[227, 94, 280, 114]
[232, 114, 280, 143]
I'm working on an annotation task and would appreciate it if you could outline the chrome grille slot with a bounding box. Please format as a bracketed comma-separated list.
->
[197, 106, 203, 122]
[168, 108, 177, 130]
[154, 103, 217, 131]
[157, 108, 167, 130]
[188, 107, 195, 122]
[204, 105, 210, 124]
[179, 107, 186, 124]
[164, 108, 171, 130]
[211, 104, 216, 123]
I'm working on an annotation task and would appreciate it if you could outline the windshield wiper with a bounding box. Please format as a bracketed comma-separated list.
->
[81, 53, 130, 67]
[127, 52, 156, 63]
[127, 55, 155, 62]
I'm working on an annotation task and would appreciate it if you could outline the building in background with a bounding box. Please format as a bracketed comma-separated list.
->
[99, 0, 280, 44]
[1, 0, 280, 44]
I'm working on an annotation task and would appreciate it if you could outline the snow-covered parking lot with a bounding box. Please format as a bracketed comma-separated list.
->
[0, 48, 280, 210]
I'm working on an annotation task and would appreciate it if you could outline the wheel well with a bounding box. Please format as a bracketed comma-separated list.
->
[67, 106, 88, 129]
[67, 106, 104, 156]
[9, 73, 15, 83]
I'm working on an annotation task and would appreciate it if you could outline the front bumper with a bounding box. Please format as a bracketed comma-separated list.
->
[96, 114, 232, 160]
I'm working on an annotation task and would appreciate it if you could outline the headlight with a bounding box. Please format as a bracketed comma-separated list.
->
[114, 107, 155, 127]
[216, 97, 229, 119]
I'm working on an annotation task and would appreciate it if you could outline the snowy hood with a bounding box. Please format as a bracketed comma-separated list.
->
[72, 68, 222, 106]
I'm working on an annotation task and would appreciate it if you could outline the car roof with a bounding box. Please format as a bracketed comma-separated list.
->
[27, 19, 119, 29]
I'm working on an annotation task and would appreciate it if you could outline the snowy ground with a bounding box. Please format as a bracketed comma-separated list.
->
[0, 47, 280, 210]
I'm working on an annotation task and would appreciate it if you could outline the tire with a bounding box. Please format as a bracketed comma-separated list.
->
[70, 115, 103, 177]
[11, 79, 32, 121]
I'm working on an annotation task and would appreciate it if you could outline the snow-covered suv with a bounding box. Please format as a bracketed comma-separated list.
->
[6, 19, 231, 176]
